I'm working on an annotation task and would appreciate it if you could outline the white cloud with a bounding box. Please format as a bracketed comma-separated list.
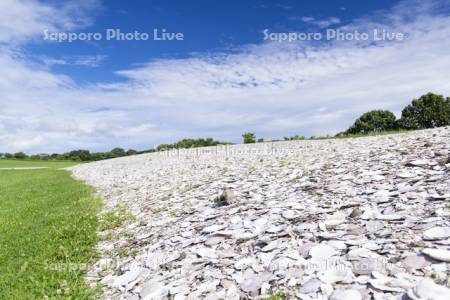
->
[0, 0, 98, 45]
[300, 17, 315, 23]
[72, 55, 106, 67]
[1, 0, 450, 153]
[41, 55, 107, 67]
[298, 16, 341, 28]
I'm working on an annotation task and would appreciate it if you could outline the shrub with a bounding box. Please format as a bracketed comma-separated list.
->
[156, 138, 230, 151]
[346, 110, 397, 134]
[13, 152, 28, 159]
[110, 147, 126, 158]
[284, 135, 306, 141]
[242, 132, 256, 144]
[397, 93, 450, 129]
[126, 149, 137, 156]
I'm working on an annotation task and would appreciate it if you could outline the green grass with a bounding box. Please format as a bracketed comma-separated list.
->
[0, 169, 101, 299]
[99, 204, 135, 231]
[0, 159, 80, 169]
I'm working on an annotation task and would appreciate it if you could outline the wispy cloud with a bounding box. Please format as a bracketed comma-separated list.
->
[41, 55, 107, 67]
[295, 16, 341, 28]
[275, 4, 295, 10]
[1, 0, 450, 153]
[0, 0, 99, 45]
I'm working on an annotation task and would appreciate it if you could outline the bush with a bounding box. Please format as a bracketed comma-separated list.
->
[397, 93, 450, 129]
[284, 135, 306, 141]
[346, 110, 397, 134]
[242, 132, 256, 144]
[156, 138, 229, 151]
[126, 149, 137, 156]
[13, 152, 28, 159]
[110, 147, 126, 158]
[66, 150, 91, 161]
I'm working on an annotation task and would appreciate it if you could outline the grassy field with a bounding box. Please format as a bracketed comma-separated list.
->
[0, 159, 80, 169]
[0, 166, 101, 299]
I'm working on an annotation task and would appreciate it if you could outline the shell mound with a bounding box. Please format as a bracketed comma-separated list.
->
[71, 127, 450, 300]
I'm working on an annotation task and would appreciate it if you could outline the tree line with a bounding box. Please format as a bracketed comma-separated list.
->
[343, 93, 450, 134]
[155, 138, 231, 151]
[0, 148, 140, 162]
[0, 138, 231, 162]
[280, 92, 450, 141]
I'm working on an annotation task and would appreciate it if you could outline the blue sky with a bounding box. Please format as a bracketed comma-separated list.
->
[30, 0, 396, 84]
[1, 0, 450, 153]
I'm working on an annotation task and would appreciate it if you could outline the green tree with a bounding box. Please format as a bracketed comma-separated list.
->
[90, 152, 106, 161]
[156, 138, 230, 151]
[110, 147, 126, 158]
[284, 135, 306, 141]
[66, 150, 91, 161]
[242, 132, 256, 144]
[346, 110, 397, 134]
[50, 153, 60, 160]
[13, 152, 28, 159]
[398, 93, 450, 129]
[156, 144, 174, 151]
[126, 149, 137, 156]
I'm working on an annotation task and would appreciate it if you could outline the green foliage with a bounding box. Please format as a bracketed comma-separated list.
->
[99, 204, 135, 231]
[342, 92, 450, 137]
[1, 138, 229, 162]
[118, 247, 128, 258]
[397, 93, 450, 129]
[335, 129, 409, 139]
[126, 149, 137, 155]
[29, 154, 41, 160]
[284, 135, 306, 141]
[0, 169, 101, 299]
[13, 152, 27, 159]
[266, 290, 287, 300]
[242, 132, 256, 144]
[110, 147, 126, 158]
[346, 110, 397, 134]
[67, 149, 91, 161]
[156, 138, 230, 151]
[1, 147, 140, 163]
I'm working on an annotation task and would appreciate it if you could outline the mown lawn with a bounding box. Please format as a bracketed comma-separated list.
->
[0, 159, 80, 169]
[0, 168, 101, 299]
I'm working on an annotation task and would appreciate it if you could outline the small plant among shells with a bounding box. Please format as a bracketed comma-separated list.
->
[99, 204, 135, 231]
[266, 290, 286, 300]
